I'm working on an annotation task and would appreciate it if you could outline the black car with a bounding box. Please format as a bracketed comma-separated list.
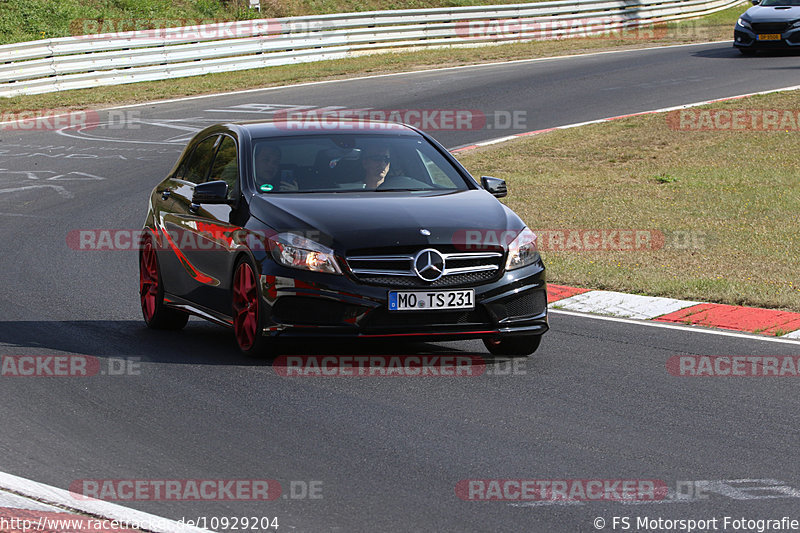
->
[734, 0, 800, 54]
[139, 121, 548, 357]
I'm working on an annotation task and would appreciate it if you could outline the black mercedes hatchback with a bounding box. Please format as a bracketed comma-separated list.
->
[734, 0, 800, 54]
[139, 121, 548, 357]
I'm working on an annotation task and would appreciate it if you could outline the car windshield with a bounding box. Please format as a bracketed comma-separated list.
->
[251, 134, 470, 193]
[758, 0, 800, 5]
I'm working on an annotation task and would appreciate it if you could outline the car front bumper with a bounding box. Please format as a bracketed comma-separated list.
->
[257, 257, 549, 340]
[734, 25, 800, 49]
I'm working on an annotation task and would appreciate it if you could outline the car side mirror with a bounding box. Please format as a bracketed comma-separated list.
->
[751, 0, 759, 4]
[480, 176, 507, 198]
[192, 180, 231, 205]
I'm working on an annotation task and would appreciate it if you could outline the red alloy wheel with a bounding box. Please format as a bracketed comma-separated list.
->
[233, 262, 259, 351]
[139, 241, 159, 322]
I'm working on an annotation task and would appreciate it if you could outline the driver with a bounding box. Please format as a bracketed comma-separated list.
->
[361, 145, 391, 189]
[254, 144, 298, 191]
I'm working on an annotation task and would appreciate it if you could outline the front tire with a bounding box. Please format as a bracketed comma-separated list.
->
[232, 258, 273, 357]
[483, 335, 542, 357]
[139, 236, 189, 330]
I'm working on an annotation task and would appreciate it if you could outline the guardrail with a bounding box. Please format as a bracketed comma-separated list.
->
[0, 0, 744, 98]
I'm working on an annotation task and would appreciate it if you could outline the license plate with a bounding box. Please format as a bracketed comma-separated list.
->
[758, 34, 782, 41]
[388, 289, 475, 311]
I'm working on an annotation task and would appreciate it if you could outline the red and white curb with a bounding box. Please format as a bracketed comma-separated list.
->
[0, 471, 210, 533]
[548, 285, 800, 339]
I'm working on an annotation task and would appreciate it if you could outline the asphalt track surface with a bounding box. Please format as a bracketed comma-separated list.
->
[1, 41, 800, 532]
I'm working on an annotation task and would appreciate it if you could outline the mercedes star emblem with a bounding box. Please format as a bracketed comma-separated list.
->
[413, 249, 445, 282]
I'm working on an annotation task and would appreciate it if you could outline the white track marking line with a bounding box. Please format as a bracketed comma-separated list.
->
[549, 309, 800, 346]
[0, 471, 211, 533]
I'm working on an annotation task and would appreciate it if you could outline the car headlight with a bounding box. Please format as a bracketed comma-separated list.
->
[737, 17, 752, 30]
[792, 20, 800, 28]
[268, 232, 342, 274]
[505, 227, 540, 271]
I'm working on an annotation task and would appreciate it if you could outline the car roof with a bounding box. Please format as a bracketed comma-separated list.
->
[224, 120, 422, 139]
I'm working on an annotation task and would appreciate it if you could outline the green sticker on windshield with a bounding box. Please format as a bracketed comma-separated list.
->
[260, 184, 274, 192]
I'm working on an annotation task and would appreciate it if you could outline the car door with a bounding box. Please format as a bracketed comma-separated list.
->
[180, 134, 244, 314]
[156, 134, 220, 302]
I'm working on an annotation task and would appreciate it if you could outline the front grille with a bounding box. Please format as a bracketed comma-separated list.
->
[751, 22, 790, 34]
[358, 270, 497, 288]
[346, 249, 504, 287]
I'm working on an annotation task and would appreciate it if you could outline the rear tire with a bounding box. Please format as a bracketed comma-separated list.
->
[139, 236, 189, 330]
[232, 257, 273, 358]
[483, 335, 542, 357]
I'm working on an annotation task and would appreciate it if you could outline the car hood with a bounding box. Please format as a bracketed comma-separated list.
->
[745, 5, 800, 21]
[248, 189, 524, 252]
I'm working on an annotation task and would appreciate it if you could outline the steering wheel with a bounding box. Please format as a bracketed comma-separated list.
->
[377, 175, 431, 190]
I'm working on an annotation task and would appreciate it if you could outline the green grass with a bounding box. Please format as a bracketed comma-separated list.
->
[0, 0, 548, 44]
[456, 91, 800, 312]
[0, 0, 254, 45]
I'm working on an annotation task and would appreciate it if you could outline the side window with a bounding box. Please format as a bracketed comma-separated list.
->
[208, 136, 239, 200]
[183, 136, 219, 184]
[173, 151, 189, 181]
